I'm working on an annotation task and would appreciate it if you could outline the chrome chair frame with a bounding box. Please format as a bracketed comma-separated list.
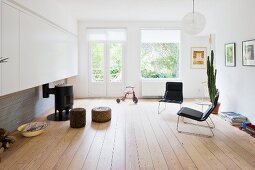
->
[176, 116, 215, 138]
[176, 91, 219, 138]
[158, 102, 182, 114]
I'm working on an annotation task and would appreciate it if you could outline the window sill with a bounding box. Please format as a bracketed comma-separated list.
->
[141, 78, 182, 82]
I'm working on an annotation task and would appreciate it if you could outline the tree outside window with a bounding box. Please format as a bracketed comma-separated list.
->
[141, 43, 179, 78]
[140, 29, 180, 79]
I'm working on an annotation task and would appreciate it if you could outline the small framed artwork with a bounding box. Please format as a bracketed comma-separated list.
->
[225, 43, 236, 67]
[191, 47, 207, 69]
[242, 39, 255, 66]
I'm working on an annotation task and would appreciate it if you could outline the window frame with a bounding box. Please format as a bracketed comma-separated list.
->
[140, 28, 182, 82]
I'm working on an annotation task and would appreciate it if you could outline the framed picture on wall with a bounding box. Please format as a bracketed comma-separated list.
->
[242, 39, 255, 66]
[225, 43, 236, 67]
[191, 47, 207, 69]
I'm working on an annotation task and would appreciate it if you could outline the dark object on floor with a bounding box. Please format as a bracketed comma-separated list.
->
[43, 83, 73, 121]
[70, 108, 86, 128]
[240, 122, 255, 137]
[220, 112, 247, 126]
[116, 86, 138, 104]
[240, 122, 251, 130]
[92, 107, 111, 123]
[158, 82, 183, 114]
[176, 91, 219, 137]
[0, 128, 16, 161]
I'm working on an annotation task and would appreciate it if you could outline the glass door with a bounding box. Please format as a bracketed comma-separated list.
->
[107, 42, 124, 97]
[88, 41, 125, 97]
[88, 42, 106, 97]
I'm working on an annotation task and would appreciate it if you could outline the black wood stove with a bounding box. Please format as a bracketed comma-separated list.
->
[43, 83, 73, 121]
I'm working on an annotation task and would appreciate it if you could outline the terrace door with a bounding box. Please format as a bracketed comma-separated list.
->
[87, 29, 126, 97]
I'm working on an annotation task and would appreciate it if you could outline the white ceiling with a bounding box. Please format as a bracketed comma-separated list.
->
[54, 0, 218, 21]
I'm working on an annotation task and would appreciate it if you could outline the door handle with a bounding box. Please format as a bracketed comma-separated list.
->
[0, 57, 9, 63]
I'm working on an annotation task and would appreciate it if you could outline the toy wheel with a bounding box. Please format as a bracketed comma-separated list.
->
[116, 98, 121, 103]
[133, 97, 138, 104]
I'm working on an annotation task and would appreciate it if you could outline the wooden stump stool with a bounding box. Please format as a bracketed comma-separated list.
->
[92, 107, 111, 123]
[70, 108, 86, 128]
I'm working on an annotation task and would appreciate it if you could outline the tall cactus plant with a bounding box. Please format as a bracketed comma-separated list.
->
[207, 50, 217, 102]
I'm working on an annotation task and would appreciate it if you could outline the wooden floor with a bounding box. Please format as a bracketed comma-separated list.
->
[1, 99, 255, 170]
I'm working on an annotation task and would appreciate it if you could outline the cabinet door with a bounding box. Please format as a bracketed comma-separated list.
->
[0, 3, 1, 95]
[20, 12, 78, 90]
[67, 34, 78, 77]
[20, 13, 56, 89]
[1, 3, 20, 95]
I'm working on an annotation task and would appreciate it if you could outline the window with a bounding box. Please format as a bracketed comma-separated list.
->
[140, 29, 180, 79]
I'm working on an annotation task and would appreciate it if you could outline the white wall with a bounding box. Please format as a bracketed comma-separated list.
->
[214, 0, 255, 123]
[7, 0, 77, 34]
[70, 21, 211, 98]
[182, 35, 213, 98]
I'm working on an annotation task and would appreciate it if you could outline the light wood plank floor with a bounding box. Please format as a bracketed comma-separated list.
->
[1, 99, 255, 170]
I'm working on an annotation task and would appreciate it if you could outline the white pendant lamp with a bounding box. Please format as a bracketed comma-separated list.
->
[181, 0, 206, 35]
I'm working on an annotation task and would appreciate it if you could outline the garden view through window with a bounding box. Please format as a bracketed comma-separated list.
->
[109, 43, 122, 82]
[141, 29, 180, 79]
[91, 42, 123, 82]
[91, 42, 105, 82]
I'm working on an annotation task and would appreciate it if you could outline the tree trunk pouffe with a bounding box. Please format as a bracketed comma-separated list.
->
[70, 108, 86, 128]
[92, 107, 111, 123]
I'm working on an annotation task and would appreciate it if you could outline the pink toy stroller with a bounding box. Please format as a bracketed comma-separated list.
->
[116, 86, 138, 104]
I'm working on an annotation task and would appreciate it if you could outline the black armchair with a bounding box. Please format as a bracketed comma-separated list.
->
[158, 82, 183, 114]
[176, 91, 219, 137]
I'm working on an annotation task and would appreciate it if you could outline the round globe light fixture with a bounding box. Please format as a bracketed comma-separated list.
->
[181, 0, 206, 35]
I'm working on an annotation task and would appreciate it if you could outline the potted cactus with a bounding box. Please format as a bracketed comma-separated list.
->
[207, 50, 220, 114]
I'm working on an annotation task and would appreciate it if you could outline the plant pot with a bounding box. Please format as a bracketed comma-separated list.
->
[212, 103, 221, 114]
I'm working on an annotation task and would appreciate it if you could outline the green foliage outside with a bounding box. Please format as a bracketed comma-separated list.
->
[91, 42, 104, 81]
[109, 43, 122, 81]
[91, 42, 179, 81]
[141, 43, 179, 78]
[91, 42, 122, 82]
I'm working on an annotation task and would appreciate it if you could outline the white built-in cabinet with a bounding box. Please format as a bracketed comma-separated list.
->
[19, 12, 78, 90]
[0, 1, 78, 96]
[0, 2, 1, 95]
[1, 3, 20, 95]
